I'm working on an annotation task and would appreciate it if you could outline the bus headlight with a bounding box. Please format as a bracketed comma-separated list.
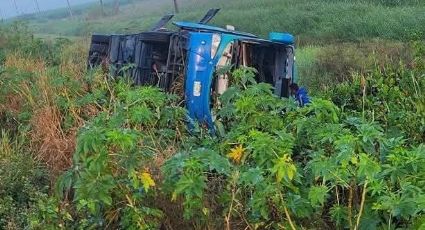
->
[211, 33, 221, 59]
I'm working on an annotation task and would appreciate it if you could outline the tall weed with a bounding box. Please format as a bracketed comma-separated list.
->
[0, 131, 48, 229]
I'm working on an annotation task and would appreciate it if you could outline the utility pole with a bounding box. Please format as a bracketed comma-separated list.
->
[12, 0, 19, 15]
[114, 0, 120, 15]
[34, 0, 41, 14]
[0, 8, 4, 21]
[99, 0, 105, 16]
[66, 0, 74, 18]
[173, 0, 179, 13]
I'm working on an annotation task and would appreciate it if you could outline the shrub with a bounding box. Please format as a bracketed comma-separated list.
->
[161, 68, 425, 229]
[0, 36, 96, 178]
[0, 131, 49, 229]
[41, 82, 187, 228]
[324, 43, 425, 144]
[1, 18, 424, 229]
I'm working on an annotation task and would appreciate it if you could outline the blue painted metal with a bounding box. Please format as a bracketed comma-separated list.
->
[185, 32, 213, 129]
[181, 22, 296, 131]
[174, 21, 257, 38]
[269, 32, 294, 45]
[185, 32, 237, 131]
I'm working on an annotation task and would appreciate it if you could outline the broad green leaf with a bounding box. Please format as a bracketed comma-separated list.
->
[308, 185, 328, 207]
[357, 153, 381, 180]
[271, 155, 297, 183]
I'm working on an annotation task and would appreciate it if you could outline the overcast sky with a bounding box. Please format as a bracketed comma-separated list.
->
[0, 0, 97, 19]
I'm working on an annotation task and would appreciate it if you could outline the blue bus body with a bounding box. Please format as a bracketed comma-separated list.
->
[87, 10, 296, 131]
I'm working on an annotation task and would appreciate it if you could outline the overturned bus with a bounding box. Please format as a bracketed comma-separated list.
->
[87, 9, 296, 130]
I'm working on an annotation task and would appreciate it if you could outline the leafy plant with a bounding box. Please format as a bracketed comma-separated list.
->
[1, 21, 424, 229]
[41, 82, 188, 228]
[161, 67, 425, 229]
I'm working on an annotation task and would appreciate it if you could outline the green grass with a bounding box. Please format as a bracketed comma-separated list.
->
[295, 40, 414, 92]
[21, 0, 425, 42]
[295, 46, 321, 87]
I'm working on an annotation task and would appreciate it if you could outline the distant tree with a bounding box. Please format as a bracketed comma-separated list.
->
[66, 0, 74, 18]
[114, 0, 120, 15]
[173, 0, 179, 13]
[99, 0, 105, 16]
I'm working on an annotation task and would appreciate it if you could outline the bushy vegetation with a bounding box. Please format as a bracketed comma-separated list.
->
[24, 65, 424, 229]
[0, 22, 88, 229]
[1, 7, 425, 230]
[0, 131, 49, 229]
